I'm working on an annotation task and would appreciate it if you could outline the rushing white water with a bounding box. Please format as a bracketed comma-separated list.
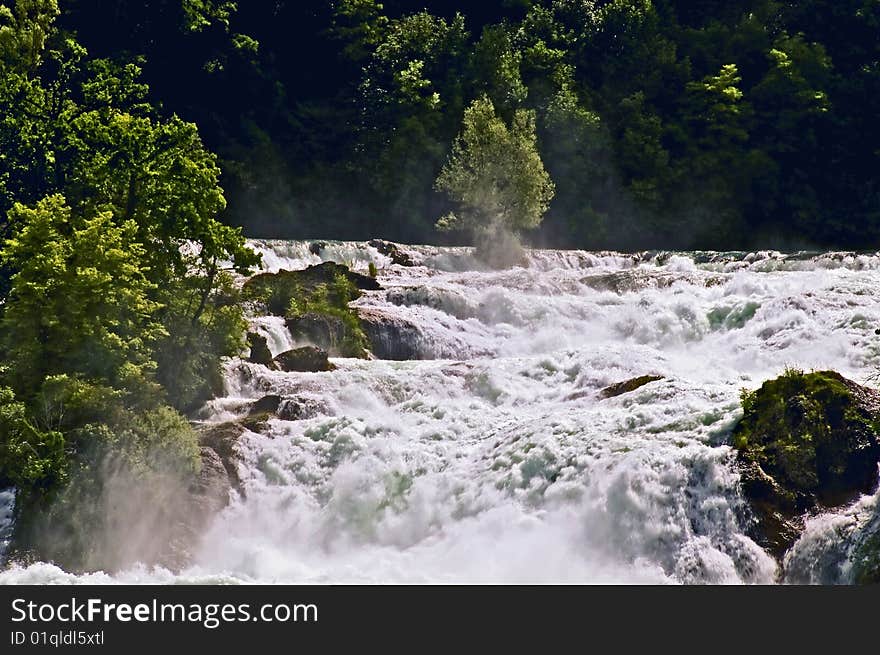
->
[4, 241, 880, 585]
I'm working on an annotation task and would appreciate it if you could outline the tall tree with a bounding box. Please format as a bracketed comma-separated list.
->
[435, 95, 554, 263]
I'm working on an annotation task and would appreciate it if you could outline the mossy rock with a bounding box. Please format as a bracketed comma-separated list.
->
[285, 312, 368, 359]
[244, 262, 372, 359]
[733, 370, 880, 557]
[600, 375, 664, 399]
[243, 262, 380, 315]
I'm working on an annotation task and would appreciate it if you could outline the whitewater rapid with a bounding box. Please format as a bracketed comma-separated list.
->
[4, 241, 880, 584]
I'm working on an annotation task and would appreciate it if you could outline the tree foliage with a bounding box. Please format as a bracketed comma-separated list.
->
[435, 95, 554, 244]
[62, 0, 869, 251]
[0, 0, 257, 564]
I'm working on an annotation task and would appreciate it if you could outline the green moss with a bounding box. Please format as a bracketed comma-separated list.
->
[242, 261, 377, 316]
[733, 370, 880, 560]
[244, 264, 370, 359]
[734, 370, 880, 507]
[286, 274, 369, 358]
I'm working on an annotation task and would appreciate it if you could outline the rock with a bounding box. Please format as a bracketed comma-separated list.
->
[274, 346, 336, 372]
[249, 395, 282, 415]
[245, 262, 381, 299]
[358, 308, 426, 360]
[285, 312, 369, 359]
[190, 447, 232, 516]
[285, 313, 347, 353]
[277, 397, 325, 421]
[307, 260, 381, 291]
[198, 421, 247, 492]
[369, 239, 416, 267]
[243, 262, 381, 317]
[733, 370, 880, 558]
[583, 271, 681, 294]
[600, 375, 664, 399]
[152, 445, 233, 571]
[247, 332, 276, 368]
[309, 241, 328, 255]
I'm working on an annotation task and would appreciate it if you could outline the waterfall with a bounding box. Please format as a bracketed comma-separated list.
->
[4, 241, 880, 584]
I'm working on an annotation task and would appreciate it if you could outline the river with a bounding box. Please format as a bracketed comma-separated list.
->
[3, 241, 880, 584]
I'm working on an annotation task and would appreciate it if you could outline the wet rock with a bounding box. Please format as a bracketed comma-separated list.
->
[369, 239, 416, 267]
[274, 346, 336, 372]
[359, 308, 425, 360]
[190, 447, 232, 516]
[285, 314, 346, 352]
[243, 262, 381, 317]
[733, 370, 880, 559]
[306, 260, 381, 291]
[309, 241, 328, 256]
[152, 446, 235, 570]
[600, 375, 664, 399]
[247, 332, 276, 368]
[198, 421, 247, 492]
[249, 395, 282, 415]
[277, 397, 325, 421]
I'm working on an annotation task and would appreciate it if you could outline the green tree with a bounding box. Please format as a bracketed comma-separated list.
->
[472, 24, 528, 117]
[675, 63, 757, 241]
[0, 3, 258, 410]
[356, 10, 470, 238]
[331, 0, 389, 63]
[0, 386, 65, 491]
[435, 95, 554, 261]
[0, 0, 59, 72]
[1, 195, 163, 398]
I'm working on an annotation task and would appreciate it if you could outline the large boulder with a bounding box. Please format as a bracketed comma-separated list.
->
[733, 370, 880, 557]
[359, 308, 425, 360]
[247, 332, 276, 368]
[244, 262, 372, 359]
[249, 395, 283, 415]
[369, 239, 416, 267]
[198, 421, 248, 493]
[189, 447, 233, 517]
[274, 346, 336, 373]
[285, 313, 347, 353]
[277, 397, 326, 421]
[244, 262, 381, 315]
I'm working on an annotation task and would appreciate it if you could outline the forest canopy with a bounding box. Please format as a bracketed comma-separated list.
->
[31, 0, 880, 251]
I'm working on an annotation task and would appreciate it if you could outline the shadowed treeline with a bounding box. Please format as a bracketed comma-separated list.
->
[54, 1, 880, 250]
